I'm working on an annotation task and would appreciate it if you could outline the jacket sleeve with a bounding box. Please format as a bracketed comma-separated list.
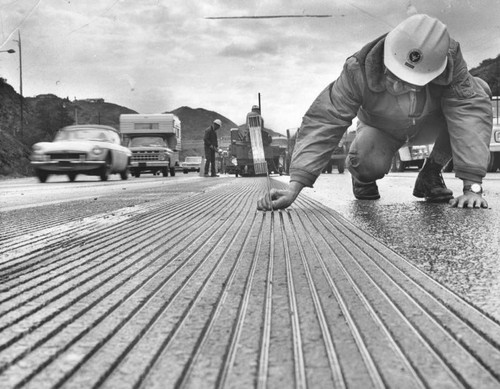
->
[203, 128, 209, 146]
[441, 41, 493, 183]
[290, 57, 362, 187]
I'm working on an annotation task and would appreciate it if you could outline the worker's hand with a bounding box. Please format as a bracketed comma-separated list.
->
[449, 193, 488, 209]
[257, 188, 298, 211]
[257, 181, 305, 211]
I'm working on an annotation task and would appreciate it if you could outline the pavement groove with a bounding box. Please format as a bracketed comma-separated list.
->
[1, 177, 500, 388]
[302, 197, 500, 378]
[298, 206, 463, 388]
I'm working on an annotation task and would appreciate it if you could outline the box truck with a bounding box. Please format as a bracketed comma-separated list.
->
[120, 114, 181, 177]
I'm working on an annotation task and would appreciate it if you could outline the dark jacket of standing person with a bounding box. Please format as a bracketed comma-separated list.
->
[204, 119, 221, 176]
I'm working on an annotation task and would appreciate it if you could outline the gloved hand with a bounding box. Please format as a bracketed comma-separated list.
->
[449, 192, 488, 208]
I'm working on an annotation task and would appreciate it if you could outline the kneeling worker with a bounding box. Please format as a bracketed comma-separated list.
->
[258, 13, 492, 211]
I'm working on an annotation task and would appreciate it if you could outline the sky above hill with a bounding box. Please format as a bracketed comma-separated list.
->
[0, 0, 499, 135]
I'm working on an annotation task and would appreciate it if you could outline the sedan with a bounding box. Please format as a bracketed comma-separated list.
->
[30, 124, 132, 182]
[181, 156, 203, 173]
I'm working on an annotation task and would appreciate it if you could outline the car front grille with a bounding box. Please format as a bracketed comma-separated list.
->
[49, 153, 86, 160]
[132, 151, 160, 161]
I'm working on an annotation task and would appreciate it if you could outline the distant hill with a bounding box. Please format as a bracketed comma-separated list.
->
[169, 106, 237, 158]
[470, 54, 500, 96]
[168, 106, 286, 159]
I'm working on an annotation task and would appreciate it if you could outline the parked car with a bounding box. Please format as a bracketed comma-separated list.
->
[487, 123, 500, 172]
[181, 156, 203, 173]
[30, 124, 132, 183]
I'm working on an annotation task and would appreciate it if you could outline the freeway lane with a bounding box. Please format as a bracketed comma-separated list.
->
[2, 172, 500, 324]
[0, 174, 199, 212]
[2, 172, 500, 325]
[1, 173, 500, 388]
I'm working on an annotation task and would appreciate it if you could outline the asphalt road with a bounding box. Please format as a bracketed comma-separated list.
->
[2, 170, 500, 325]
[289, 170, 500, 323]
[1, 171, 500, 388]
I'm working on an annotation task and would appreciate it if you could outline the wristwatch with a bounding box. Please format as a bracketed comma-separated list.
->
[464, 183, 483, 195]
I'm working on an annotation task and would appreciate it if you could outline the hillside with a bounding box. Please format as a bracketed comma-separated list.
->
[0, 82, 279, 177]
[470, 54, 500, 96]
[169, 106, 237, 157]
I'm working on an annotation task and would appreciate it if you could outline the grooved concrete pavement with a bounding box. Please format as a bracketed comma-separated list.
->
[1, 177, 500, 388]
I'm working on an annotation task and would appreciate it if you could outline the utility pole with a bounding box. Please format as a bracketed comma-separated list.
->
[14, 30, 23, 138]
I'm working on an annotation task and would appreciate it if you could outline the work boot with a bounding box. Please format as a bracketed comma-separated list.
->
[352, 176, 380, 200]
[413, 159, 453, 202]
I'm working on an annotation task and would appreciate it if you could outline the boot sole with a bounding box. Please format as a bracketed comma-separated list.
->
[354, 194, 381, 200]
[424, 195, 454, 203]
[413, 190, 453, 202]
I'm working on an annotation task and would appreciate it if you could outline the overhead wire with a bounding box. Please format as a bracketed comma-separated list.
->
[0, 0, 42, 48]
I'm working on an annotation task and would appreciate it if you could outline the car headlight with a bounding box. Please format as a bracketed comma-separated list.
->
[31, 153, 47, 161]
[495, 131, 500, 143]
[32, 145, 42, 152]
[158, 152, 166, 161]
[92, 146, 103, 155]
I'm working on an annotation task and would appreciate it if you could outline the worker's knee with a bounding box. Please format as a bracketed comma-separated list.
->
[347, 153, 387, 182]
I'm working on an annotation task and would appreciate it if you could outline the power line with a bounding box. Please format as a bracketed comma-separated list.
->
[205, 14, 332, 20]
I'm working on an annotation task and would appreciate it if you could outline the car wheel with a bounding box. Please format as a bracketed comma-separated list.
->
[36, 170, 49, 183]
[170, 167, 176, 176]
[100, 155, 111, 181]
[487, 152, 497, 172]
[68, 173, 77, 182]
[162, 167, 169, 177]
[391, 154, 405, 172]
[120, 167, 129, 180]
[337, 159, 345, 174]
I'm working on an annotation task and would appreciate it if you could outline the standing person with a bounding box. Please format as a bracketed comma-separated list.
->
[257, 13, 492, 211]
[246, 105, 272, 146]
[204, 119, 221, 177]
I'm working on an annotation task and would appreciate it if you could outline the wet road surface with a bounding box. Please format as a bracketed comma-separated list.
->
[295, 171, 500, 322]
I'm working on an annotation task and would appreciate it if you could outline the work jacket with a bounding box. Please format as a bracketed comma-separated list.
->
[290, 34, 493, 187]
[204, 125, 218, 149]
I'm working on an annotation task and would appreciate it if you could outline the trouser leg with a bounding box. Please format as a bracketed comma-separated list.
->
[347, 121, 404, 182]
[204, 147, 211, 174]
[210, 150, 216, 175]
[412, 114, 452, 167]
[346, 122, 404, 199]
[411, 114, 454, 202]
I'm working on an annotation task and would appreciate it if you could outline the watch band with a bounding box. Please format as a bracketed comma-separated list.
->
[463, 183, 483, 194]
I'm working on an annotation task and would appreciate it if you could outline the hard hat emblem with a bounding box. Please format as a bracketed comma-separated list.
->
[407, 49, 423, 64]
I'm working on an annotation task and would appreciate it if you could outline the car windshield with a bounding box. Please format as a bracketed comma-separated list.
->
[55, 128, 114, 142]
[129, 137, 166, 147]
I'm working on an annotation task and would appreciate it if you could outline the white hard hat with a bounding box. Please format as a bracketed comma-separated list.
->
[213, 119, 222, 126]
[384, 14, 450, 86]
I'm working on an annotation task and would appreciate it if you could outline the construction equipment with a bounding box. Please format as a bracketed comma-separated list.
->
[229, 125, 285, 177]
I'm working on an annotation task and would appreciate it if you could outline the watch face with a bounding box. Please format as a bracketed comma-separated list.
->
[471, 183, 482, 193]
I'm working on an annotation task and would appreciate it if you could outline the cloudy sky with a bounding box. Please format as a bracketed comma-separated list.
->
[0, 0, 499, 134]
